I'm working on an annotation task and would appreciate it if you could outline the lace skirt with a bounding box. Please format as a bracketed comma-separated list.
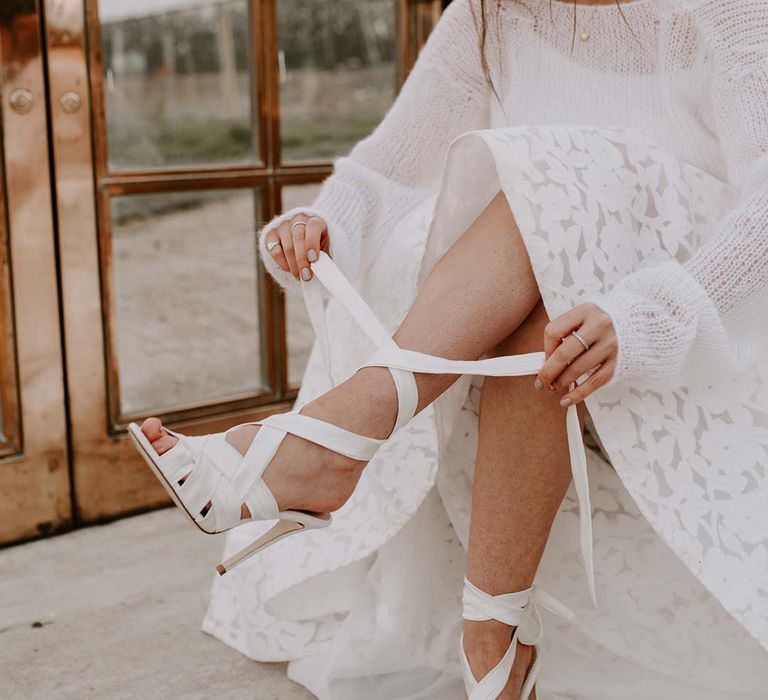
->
[202, 125, 768, 699]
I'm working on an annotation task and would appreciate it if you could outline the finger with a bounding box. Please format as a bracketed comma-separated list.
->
[291, 218, 310, 281]
[560, 360, 616, 406]
[543, 306, 589, 359]
[264, 231, 290, 272]
[320, 225, 330, 253]
[278, 222, 300, 279]
[552, 342, 612, 390]
[304, 216, 326, 264]
[537, 332, 593, 389]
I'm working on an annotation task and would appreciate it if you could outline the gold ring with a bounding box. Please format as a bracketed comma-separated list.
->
[290, 220, 307, 233]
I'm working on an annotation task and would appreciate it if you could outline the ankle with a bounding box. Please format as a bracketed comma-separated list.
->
[270, 440, 365, 514]
[463, 619, 532, 677]
[463, 618, 515, 658]
[346, 366, 400, 438]
[305, 367, 399, 440]
[225, 424, 258, 456]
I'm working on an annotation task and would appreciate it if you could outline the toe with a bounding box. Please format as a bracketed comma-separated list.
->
[141, 416, 177, 455]
[141, 416, 164, 440]
[152, 433, 178, 455]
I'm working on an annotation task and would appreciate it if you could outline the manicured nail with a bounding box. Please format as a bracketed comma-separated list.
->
[301, 267, 312, 281]
[560, 397, 571, 407]
[533, 379, 543, 390]
[307, 249, 318, 262]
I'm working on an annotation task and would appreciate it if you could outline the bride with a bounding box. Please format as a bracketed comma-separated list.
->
[129, 0, 768, 698]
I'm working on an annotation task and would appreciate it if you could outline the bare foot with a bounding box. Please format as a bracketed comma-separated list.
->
[462, 618, 535, 699]
[140, 366, 399, 519]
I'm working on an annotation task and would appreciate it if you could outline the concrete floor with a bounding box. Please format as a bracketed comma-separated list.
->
[0, 509, 314, 700]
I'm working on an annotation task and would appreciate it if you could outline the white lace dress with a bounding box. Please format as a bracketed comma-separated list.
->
[203, 1, 768, 698]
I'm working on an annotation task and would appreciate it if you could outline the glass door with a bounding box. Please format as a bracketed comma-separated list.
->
[0, 0, 71, 542]
[45, 0, 415, 523]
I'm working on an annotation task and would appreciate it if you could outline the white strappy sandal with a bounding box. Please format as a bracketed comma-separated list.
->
[461, 577, 576, 700]
[128, 252, 598, 586]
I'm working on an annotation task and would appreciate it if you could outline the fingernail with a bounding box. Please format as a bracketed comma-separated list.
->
[533, 379, 543, 390]
[301, 267, 312, 281]
[560, 398, 571, 407]
[307, 249, 318, 262]
[548, 384, 556, 392]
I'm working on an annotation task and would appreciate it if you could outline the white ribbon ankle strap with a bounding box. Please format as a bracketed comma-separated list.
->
[302, 253, 418, 431]
[461, 578, 574, 699]
[462, 577, 574, 646]
[462, 577, 531, 626]
[309, 252, 395, 349]
[361, 346, 545, 377]
[302, 253, 596, 605]
[567, 395, 596, 605]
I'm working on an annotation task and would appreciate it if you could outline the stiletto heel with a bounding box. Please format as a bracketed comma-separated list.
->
[127, 420, 334, 576]
[128, 252, 597, 588]
[215, 514, 329, 575]
[460, 577, 574, 700]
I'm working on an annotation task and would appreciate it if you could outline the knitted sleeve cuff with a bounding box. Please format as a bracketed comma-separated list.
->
[584, 260, 730, 389]
[257, 205, 359, 292]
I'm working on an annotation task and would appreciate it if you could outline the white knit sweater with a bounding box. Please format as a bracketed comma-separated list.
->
[258, 0, 768, 388]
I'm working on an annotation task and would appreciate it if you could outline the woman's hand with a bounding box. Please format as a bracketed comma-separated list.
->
[535, 303, 617, 407]
[265, 213, 330, 281]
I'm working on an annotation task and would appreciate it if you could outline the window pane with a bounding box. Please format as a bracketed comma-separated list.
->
[98, 0, 257, 170]
[283, 183, 323, 386]
[278, 0, 398, 161]
[111, 189, 263, 415]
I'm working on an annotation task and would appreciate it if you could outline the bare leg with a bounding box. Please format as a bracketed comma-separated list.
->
[462, 300, 584, 698]
[141, 191, 547, 516]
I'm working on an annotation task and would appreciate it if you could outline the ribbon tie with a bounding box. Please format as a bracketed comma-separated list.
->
[462, 577, 575, 643]
[302, 252, 598, 607]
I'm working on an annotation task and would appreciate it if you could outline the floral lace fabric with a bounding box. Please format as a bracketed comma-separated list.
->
[203, 124, 768, 698]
